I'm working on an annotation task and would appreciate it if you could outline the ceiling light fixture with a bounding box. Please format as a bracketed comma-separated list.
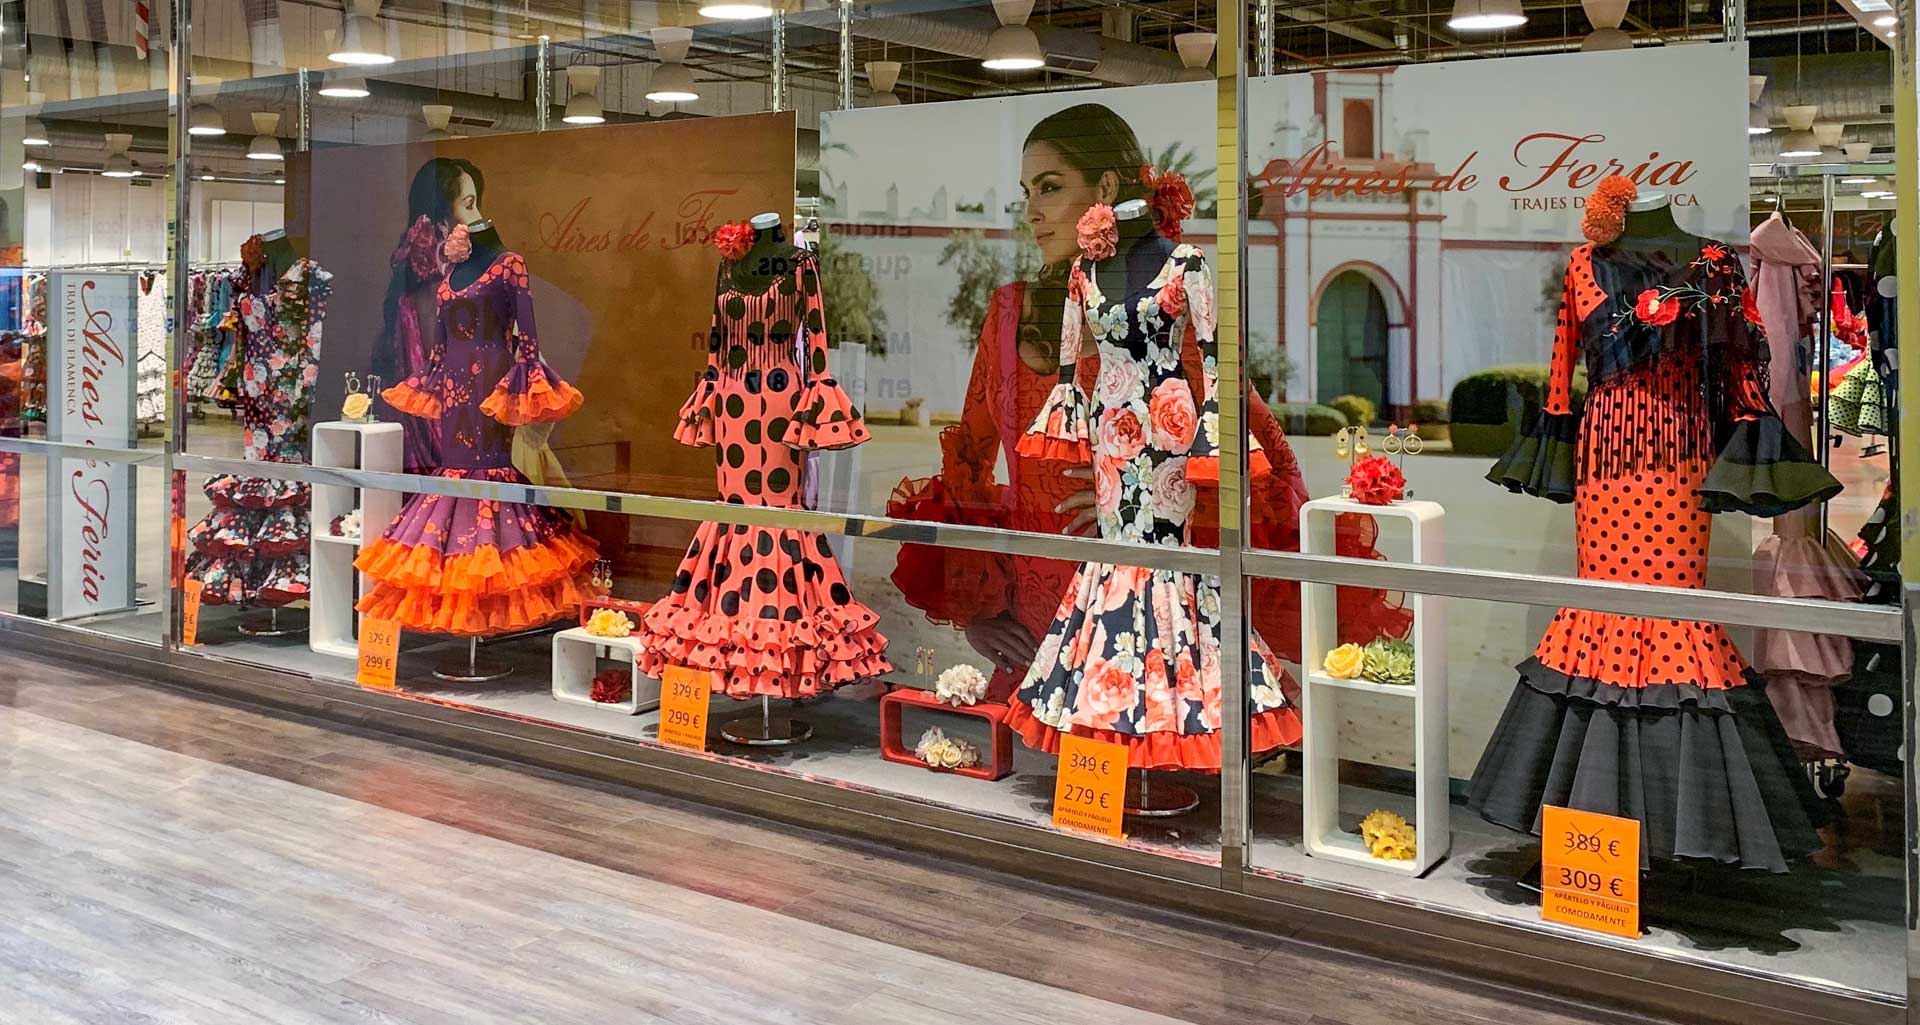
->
[421, 104, 459, 141]
[1579, 0, 1630, 49]
[1447, 0, 1527, 31]
[646, 28, 701, 102]
[21, 160, 39, 172]
[1776, 130, 1822, 160]
[22, 118, 48, 147]
[101, 133, 140, 177]
[329, 0, 396, 65]
[982, 0, 1045, 70]
[247, 113, 284, 160]
[1174, 31, 1217, 82]
[697, 0, 774, 18]
[1747, 109, 1771, 135]
[562, 65, 606, 124]
[318, 74, 370, 98]
[865, 60, 902, 107]
[189, 102, 226, 136]
[1874, 14, 1897, 25]
[1748, 74, 1766, 104]
[1781, 104, 1819, 131]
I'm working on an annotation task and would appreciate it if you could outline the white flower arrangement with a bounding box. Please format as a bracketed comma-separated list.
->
[336, 509, 363, 539]
[914, 726, 981, 770]
[934, 664, 989, 706]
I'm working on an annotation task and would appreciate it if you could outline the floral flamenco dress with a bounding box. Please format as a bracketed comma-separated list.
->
[1475, 239, 1838, 872]
[357, 252, 597, 635]
[1006, 235, 1302, 771]
[186, 260, 329, 606]
[637, 242, 891, 698]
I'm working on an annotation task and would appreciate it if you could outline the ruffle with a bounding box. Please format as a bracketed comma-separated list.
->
[1530, 607, 1749, 691]
[1751, 531, 1862, 687]
[480, 360, 584, 426]
[787, 378, 870, 451]
[355, 571, 588, 637]
[1005, 699, 1301, 773]
[185, 550, 310, 608]
[884, 475, 1012, 629]
[354, 531, 597, 597]
[1185, 443, 1273, 486]
[1515, 656, 1736, 712]
[382, 369, 448, 420]
[1014, 382, 1092, 464]
[1486, 410, 1577, 504]
[636, 601, 891, 699]
[673, 376, 720, 448]
[203, 473, 307, 510]
[1701, 414, 1843, 518]
[188, 504, 309, 557]
[1767, 675, 1844, 761]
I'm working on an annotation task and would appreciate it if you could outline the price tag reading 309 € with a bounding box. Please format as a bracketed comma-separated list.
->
[1052, 733, 1128, 838]
[1541, 805, 1641, 939]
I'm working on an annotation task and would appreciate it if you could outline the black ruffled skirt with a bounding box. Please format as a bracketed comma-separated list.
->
[1468, 659, 1825, 873]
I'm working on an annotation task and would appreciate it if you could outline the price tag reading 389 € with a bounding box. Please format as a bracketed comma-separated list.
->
[1541, 805, 1641, 939]
[1052, 733, 1128, 838]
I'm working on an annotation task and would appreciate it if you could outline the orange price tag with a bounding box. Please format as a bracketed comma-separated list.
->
[179, 579, 202, 647]
[656, 665, 712, 752]
[1541, 805, 1640, 938]
[355, 618, 402, 690]
[1051, 733, 1127, 838]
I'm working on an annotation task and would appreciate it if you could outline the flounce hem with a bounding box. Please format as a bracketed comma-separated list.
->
[1003, 699, 1302, 773]
[353, 531, 598, 597]
[787, 378, 870, 451]
[1486, 410, 1577, 504]
[1185, 446, 1273, 486]
[355, 573, 588, 637]
[1516, 656, 1736, 712]
[1530, 607, 1750, 691]
[673, 378, 720, 448]
[480, 363, 584, 426]
[1701, 415, 1843, 518]
[204, 473, 307, 510]
[1014, 382, 1092, 464]
[635, 602, 891, 699]
[382, 374, 446, 420]
[884, 475, 1011, 629]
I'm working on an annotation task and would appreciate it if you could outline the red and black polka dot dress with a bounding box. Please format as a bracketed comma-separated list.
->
[1475, 239, 1841, 872]
[636, 243, 891, 698]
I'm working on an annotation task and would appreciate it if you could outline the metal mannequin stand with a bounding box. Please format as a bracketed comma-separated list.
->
[1124, 768, 1199, 818]
[721, 696, 812, 746]
[238, 607, 306, 638]
[433, 637, 511, 683]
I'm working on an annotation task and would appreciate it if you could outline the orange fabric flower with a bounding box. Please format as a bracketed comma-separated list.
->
[714, 221, 754, 260]
[1077, 204, 1117, 261]
[1633, 288, 1681, 326]
[1142, 165, 1195, 243]
[1581, 175, 1637, 244]
[1345, 454, 1405, 506]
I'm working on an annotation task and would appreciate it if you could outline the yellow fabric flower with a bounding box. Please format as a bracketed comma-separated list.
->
[585, 608, 633, 638]
[1360, 810, 1417, 861]
[342, 392, 372, 421]
[1323, 642, 1365, 679]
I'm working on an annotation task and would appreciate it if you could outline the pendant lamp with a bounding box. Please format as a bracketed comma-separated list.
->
[562, 66, 606, 124]
[647, 28, 700, 102]
[1447, 0, 1526, 31]
[1175, 31, 1217, 82]
[101, 133, 139, 177]
[330, 0, 396, 65]
[866, 60, 901, 106]
[983, 0, 1045, 70]
[246, 113, 284, 160]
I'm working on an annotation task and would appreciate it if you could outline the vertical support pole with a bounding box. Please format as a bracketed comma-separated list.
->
[1257, 0, 1274, 77]
[1722, 0, 1745, 43]
[295, 66, 309, 150]
[535, 35, 551, 131]
[1893, 1, 1919, 1020]
[771, 10, 786, 112]
[1215, 0, 1251, 881]
[837, 0, 853, 110]
[1817, 170, 1836, 538]
[166, 0, 192, 651]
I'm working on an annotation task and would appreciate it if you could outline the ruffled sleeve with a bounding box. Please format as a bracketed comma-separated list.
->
[480, 254, 585, 426]
[1487, 248, 1586, 503]
[1015, 261, 1093, 464]
[786, 252, 871, 451]
[1169, 248, 1272, 486]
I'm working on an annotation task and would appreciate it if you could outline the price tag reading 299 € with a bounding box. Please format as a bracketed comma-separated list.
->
[656, 666, 713, 752]
[1541, 805, 1641, 939]
[1052, 734, 1128, 838]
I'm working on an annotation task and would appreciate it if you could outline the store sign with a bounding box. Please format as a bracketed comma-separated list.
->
[1540, 805, 1641, 939]
[657, 665, 713, 751]
[356, 618, 401, 689]
[1051, 734, 1127, 838]
[45, 271, 138, 621]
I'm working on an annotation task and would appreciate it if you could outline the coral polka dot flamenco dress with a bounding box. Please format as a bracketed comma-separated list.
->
[637, 230, 891, 698]
[1476, 233, 1840, 872]
[356, 250, 598, 635]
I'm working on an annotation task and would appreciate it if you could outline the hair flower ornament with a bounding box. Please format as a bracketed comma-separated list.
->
[914, 726, 981, 770]
[585, 608, 635, 638]
[1077, 204, 1118, 261]
[1141, 165, 1195, 243]
[714, 221, 755, 261]
[935, 664, 989, 706]
[1581, 175, 1638, 244]
[1323, 642, 1365, 680]
[442, 223, 473, 265]
[589, 669, 633, 704]
[1361, 810, 1417, 861]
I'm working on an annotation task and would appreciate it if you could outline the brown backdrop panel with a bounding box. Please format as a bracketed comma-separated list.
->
[286, 111, 798, 505]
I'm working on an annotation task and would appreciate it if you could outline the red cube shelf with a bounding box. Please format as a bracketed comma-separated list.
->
[878, 687, 1015, 782]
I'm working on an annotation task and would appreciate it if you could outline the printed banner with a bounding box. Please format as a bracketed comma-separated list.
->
[45, 271, 138, 620]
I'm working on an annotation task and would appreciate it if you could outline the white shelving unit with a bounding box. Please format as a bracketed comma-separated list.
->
[551, 628, 662, 715]
[1299, 495, 1448, 877]
[309, 421, 403, 659]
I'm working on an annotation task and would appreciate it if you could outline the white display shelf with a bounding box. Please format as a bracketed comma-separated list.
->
[1300, 496, 1448, 877]
[309, 421, 403, 660]
[551, 628, 662, 715]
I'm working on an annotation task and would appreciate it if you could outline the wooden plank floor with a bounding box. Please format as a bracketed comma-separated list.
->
[0, 651, 1661, 1025]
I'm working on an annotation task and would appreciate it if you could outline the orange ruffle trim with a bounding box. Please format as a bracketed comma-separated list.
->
[1004, 699, 1302, 773]
[353, 533, 597, 637]
[1186, 447, 1272, 485]
[1013, 434, 1093, 464]
[636, 602, 891, 699]
[1532, 608, 1750, 690]
[481, 371, 585, 426]
[382, 380, 443, 419]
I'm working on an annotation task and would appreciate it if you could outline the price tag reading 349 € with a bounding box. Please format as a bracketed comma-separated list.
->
[1541, 805, 1641, 939]
[656, 666, 713, 752]
[355, 618, 402, 690]
[1052, 733, 1128, 838]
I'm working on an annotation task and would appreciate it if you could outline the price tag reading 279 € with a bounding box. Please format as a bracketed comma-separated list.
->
[656, 666, 713, 752]
[1052, 734, 1128, 838]
[1541, 805, 1641, 939]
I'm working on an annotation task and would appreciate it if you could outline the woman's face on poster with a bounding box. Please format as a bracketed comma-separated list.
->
[1020, 141, 1120, 266]
[450, 172, 483, 226]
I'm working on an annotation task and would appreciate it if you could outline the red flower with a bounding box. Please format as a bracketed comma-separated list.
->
[1698, 243, 1729, 265]
[1077, 204, 1117, 261]
[1345, 454, 1405, 506]
[1633, 288, 1681, 326]
[1141, 165, 1195, 243]
[589, 669, 632, 704]
[713, 221, 754, 261]
[1155, 279, 1185, 318]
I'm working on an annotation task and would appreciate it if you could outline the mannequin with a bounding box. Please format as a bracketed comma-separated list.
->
[728, 211, 802, 294]
[1614, 193, 1694, 253]
[448, 218, 506, 291]
[259, 229, 298, 281]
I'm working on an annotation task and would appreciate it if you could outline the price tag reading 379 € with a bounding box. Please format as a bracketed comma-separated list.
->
[656, 666, 713, 752]
[1541, 805, 1641, 939]
[1052, 733, 1128, 838]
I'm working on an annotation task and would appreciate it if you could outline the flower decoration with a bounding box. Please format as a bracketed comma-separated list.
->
[1323, 642, 1365, 680]
[342, 391, 373, 422]
[1632, 288, 1682, 327]
[914, 726, 981, 770]
[1362, 637, 1416, 686]
[1581, 175, 1637, 244]
[1154, 278, 1186, 318]
[585, 608, 635, 638]
[714, 221, 754, 261]
[1077, 204, 1118, 261]
[1345, 454, 1406, 506]
[935, 664, 989, 706]
[1694, 243, 1729, 266]
[1141, 165, 1195, 243]
[393, 215, 448, 282]
[329, 510, 363, 539]
[1361, 810, 1417, 861]
[589, 669, 632, 704]
[240, 234, 267, 275]
[1741, 285, 1765, 327]
[442, 223, 473, 265]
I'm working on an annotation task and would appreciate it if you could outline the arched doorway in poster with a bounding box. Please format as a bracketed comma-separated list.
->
[1314, 269, 1391, 416]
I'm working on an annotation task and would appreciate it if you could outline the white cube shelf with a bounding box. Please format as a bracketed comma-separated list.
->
[1299, 496, 1448, 877]
[309, 421, 403, 660]
[552, 628, 662, 715]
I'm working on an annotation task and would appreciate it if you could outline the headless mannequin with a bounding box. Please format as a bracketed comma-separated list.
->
[1614, 193, 1697, 255]
[729, 211, 803, 293]
[448, 219, 506, 291]
[1081, 198, 1176, 360]
[259, 229, 298, 281]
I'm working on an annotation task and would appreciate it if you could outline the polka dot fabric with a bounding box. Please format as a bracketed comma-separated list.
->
[641, 245, 890, 698]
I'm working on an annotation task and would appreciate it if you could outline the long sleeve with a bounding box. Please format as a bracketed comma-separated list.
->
[1015, 260, 1093, 463]
[787, 251, 870, 451]
[673, 268, 726, 448]
[1486, 246, 1587, 502]
[1173, 248, 1270, 486]
[480, 254, 584, 426]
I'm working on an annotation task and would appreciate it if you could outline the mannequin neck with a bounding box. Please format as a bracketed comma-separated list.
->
[261, 233, 297, 280]
[449, 221, 506, 290]
[1616, 197, 1691, 252]
[732, 221, 801, 291]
